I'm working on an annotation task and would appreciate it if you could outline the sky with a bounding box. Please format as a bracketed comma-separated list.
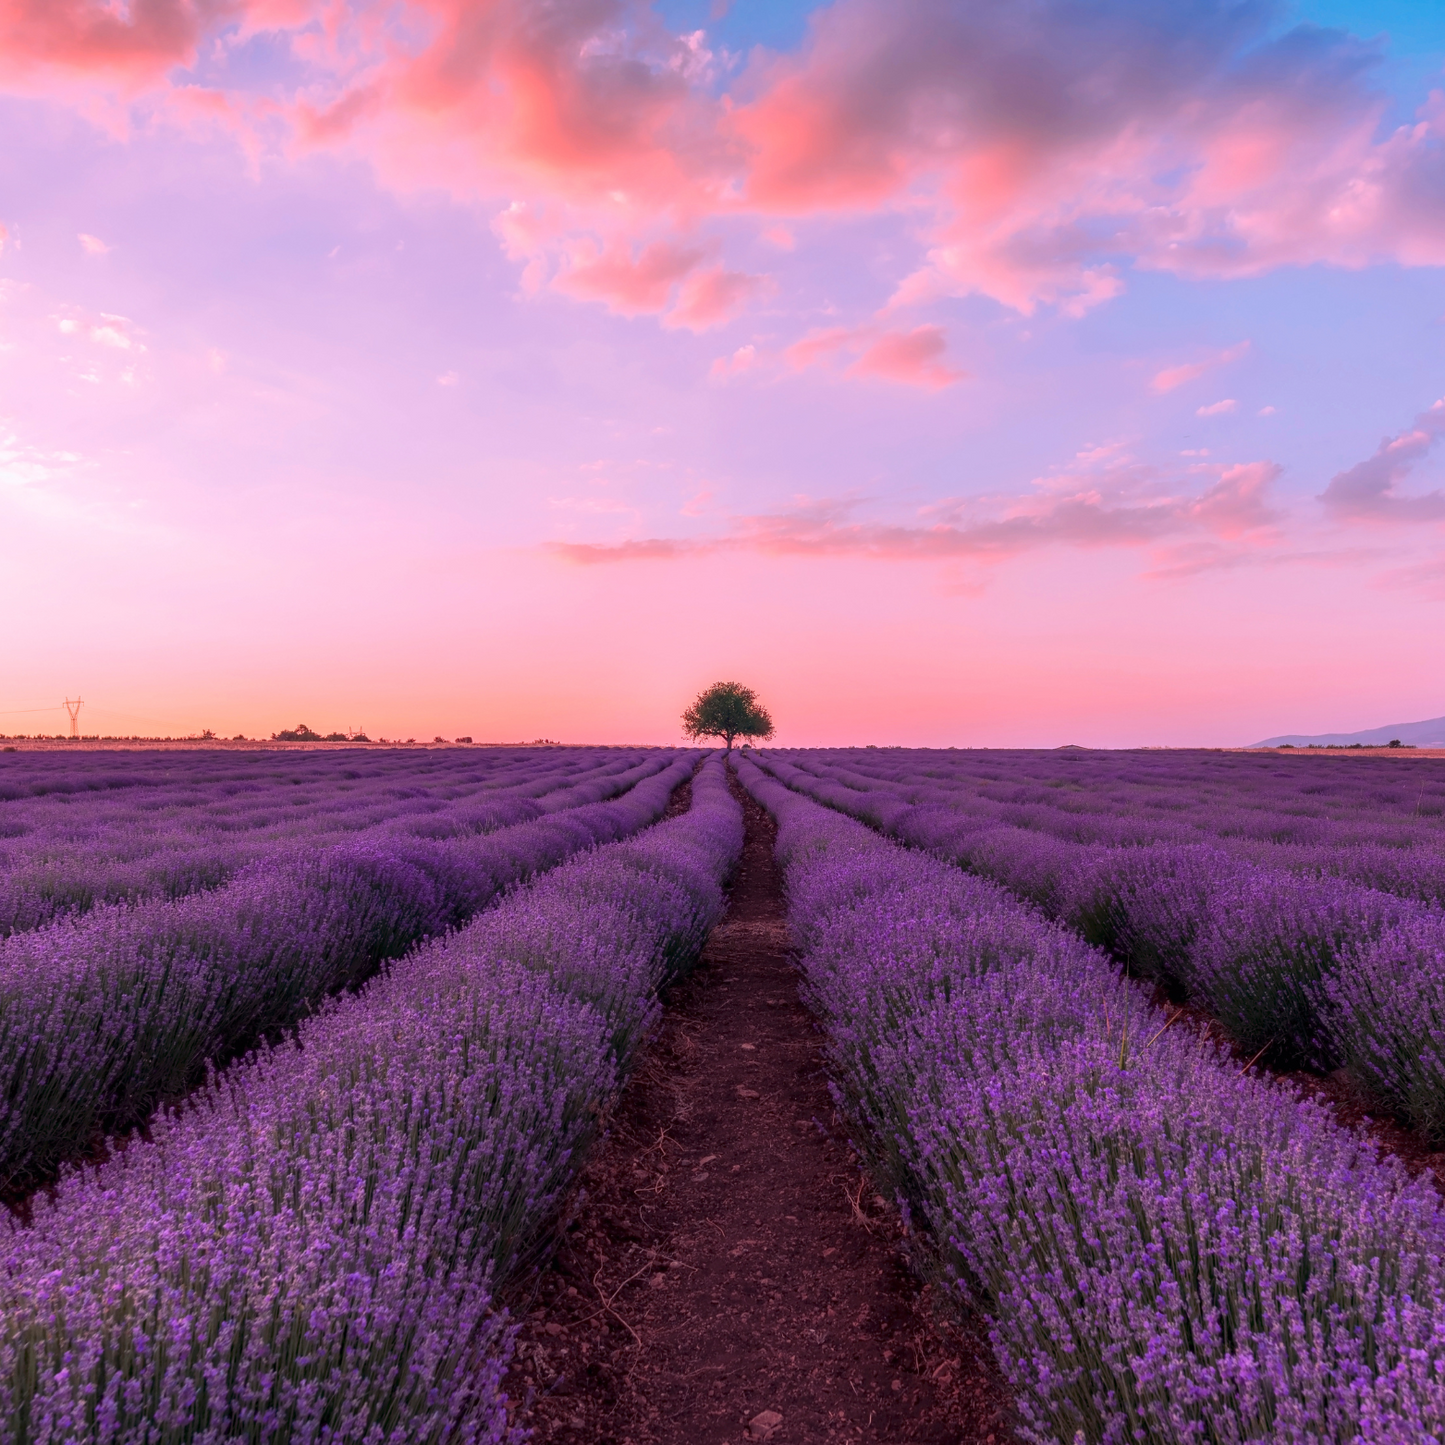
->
[2, 0, 1444, 748]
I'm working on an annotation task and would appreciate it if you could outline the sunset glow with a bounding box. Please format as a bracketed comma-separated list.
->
[2, 0, 1443, 744]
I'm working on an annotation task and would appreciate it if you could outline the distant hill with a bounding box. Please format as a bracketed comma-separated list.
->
[1252, 715, 1445, 748]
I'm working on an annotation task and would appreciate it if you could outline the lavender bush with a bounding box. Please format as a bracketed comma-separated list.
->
[1058, 844, 1244, 984]
[1325, 912, 1445, 1139]
[0, 754, 743, 1443]
[1186, 873, 1426, 1067]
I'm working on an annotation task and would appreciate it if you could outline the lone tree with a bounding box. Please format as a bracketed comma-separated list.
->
[681, 681, 775, 751]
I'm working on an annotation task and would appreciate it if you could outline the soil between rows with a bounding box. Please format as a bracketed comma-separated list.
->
[502, 776, 1017, 1444]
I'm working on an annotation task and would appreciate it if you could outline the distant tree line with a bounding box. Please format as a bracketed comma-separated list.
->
[271, 723, 370, 743]
[1278, 740, 1413, 750]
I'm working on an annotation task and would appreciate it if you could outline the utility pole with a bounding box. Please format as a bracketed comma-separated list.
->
[63, 697, 83, 739]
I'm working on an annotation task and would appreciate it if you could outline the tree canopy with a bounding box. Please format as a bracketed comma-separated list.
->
[681, 682, 775, 751]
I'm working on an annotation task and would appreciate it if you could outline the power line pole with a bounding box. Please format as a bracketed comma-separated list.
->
[63, 697, 83, 739]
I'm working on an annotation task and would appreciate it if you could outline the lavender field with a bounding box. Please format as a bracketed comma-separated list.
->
[0, 744, 745, 1442]
[9, 743, 1445, 1442]
[738, 748, 1445, 1443]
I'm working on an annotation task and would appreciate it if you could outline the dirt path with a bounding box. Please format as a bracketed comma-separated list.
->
[504, 779, 1017, 1444]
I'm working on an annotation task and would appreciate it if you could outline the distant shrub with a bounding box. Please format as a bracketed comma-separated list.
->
[273, 722, 322, 742]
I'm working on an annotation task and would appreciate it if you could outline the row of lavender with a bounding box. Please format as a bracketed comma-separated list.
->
[1, 754, 744, 1443]
[817, 747, 1445, 845]
[798, 748, 1445, 898]
[0, 748, 666, 936]
[0, 744, 575, 800]
[756, 750, 1445, 1141]
[0, 748, 570, 862]
[0, 751, 691, 1192]
[735, 754, 1445, 1444]
[783, 748, 1445, 884]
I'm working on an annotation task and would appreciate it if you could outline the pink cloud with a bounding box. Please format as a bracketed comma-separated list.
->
[784, 326, 853, 370]
[89, 316, 135, 349]
[1319, 400, 1445, 521]
[551, 536, 692, 563]
[0, 0, 204, 86]
[786, 323, 964, 389]
[1155, 360, 1215, 393]
[77, 231, 108, 255]
[1186, 461, 1281, 539]
[847, 325, 965, 389]
[6, 0, 1445, 337]
[663, 266, 772, 331]
[1152, 341, 1250, 393]
[0, 2, 727, 246]
[709, 343, 759, 380]
[497, 215, 770, 330]
[553, 239, 706, 315]
[53, 305, 143, 352]
[291, 0, 736, 222]
[295, 83, 385, 146]
[733, 3, 1445, 316]
[491, 199, 564, 294]
[1196, 399, 1238, 417]
[550, 452, 1281, 566]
